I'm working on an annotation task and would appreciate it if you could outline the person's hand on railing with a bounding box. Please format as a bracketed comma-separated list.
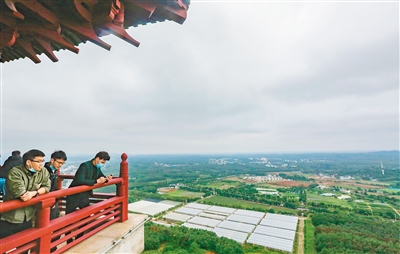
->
[106, 174, 113, 182]
[20, 190, 38, 201]
[96, 176, 107, 184]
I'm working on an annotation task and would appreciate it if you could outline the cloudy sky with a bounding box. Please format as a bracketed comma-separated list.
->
[0, 1, 398, 159]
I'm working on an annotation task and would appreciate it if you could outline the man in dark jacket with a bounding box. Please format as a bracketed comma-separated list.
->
[44, 150, 67, 251]
[44, 150, 67, 220]
[66, 151, 112, 214]
[0, 150, 23, 196]
[65, 151, 112, 243]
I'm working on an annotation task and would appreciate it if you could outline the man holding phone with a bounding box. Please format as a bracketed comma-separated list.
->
[65, 151, 112, 214]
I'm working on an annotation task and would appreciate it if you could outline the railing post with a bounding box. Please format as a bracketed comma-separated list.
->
[34, 198, 55, 253]
[119, 153, 128, 222]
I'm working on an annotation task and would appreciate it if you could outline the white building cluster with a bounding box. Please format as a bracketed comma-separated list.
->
[209, 158, 227, 165]
[243, 174, 283, 182]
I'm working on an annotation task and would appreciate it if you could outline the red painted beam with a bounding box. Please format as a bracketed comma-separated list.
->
[34, 37, 59, 62]
[14, 38, 41, 63]
[18, 24, 79, 54]
[62, 22, 112, 51]
[5, 0, 59, 25]
[98, 23, 140, 47]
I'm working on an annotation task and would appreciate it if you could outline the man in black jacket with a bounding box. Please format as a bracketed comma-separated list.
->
[66, 151, 112, 214]
[65, 151, 112, 243]
[0, 150, 23, 196]
[44, 150, 67, 220]
[44, 150, 67, 251]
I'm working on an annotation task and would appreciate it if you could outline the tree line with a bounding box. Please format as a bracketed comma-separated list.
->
[311, 213, 400, 254]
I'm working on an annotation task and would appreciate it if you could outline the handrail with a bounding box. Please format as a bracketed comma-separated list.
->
[0, 153, 130, 254]
[0, 178, 121, 213]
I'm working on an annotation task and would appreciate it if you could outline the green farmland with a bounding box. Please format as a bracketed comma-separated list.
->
[307, 193, 352, 208]
[204, 181, 240, 189]
[164, 189, 204, 198]
[200, 195, 298, 215]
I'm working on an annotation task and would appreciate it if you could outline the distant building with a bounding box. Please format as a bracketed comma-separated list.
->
[208, 158, 227, 165]
[243, 174, 283, 182]
[209, 159, 217, 164]
[259, 191, 279, 195]
[339, 176, 354, 180]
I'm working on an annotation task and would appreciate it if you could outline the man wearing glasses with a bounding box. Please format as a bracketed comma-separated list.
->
[44, 150, 67, 251]
[44, 150, 67, 220]
[0, 149, 51, 239]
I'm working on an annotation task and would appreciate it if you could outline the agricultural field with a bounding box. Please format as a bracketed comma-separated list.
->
[200, 195, 298, 215]
[223, 176, 247, 182]
[148, 178, 179, 184]
[382, 187, 400, 194]
[370, 203, 395, 215]
[387, 194, 400, 200]
[304, 218, 317, 254]
[350, 201, 370, 210]
[257, 183, 288, 189]
[355, 179, 392, 187]
[318, 180, 384, 190]
[281, 193, 298, 198]
[198, 174, 211, 178]
[163, 189, 204, 198]
[224, 176, 312, 188]
[307, 193, 352, 208]
[204, 181, 240, 189]
[268, 180, 312, 188]
[201, 195, 271, 210]
[269, 205, 300, 215]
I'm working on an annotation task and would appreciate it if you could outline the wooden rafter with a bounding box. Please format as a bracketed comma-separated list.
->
[0, 0, 190, 63]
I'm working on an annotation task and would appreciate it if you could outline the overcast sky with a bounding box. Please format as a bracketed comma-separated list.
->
[0, 1, 398, 159]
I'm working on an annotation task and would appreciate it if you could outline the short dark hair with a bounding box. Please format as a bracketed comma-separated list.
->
[51, 150, 67, 161]
[95, 151, 110, 161]
[23, 149, 45, 164]
[11, 150, 21, 156]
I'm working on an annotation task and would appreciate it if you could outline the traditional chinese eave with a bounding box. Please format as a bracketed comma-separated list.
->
[0, 0, 190, 63]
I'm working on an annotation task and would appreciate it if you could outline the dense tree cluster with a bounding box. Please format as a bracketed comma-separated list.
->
[278, 173, 311, 182]
[144, 222, 244, 254]
[311, 213, 400, 254]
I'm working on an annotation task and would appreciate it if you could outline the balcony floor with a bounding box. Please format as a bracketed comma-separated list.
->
[65, 213, 148, 254]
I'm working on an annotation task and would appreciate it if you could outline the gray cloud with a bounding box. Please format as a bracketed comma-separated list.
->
[0, 2, 398, 157]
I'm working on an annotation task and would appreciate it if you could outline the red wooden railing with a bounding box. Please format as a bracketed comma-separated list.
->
[0, 153, 129, 254]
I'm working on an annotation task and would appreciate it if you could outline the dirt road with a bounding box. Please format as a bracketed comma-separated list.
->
[297, 217, 305, 254]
